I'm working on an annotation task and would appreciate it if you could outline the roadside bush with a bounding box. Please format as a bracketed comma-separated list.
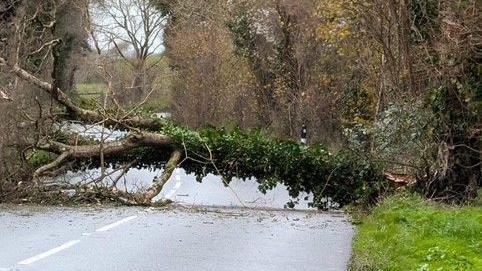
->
[344, 100, 435, 174]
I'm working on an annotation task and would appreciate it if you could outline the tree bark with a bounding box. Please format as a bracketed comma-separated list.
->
[35, 132, 173, 176]
[141, 149, 182, 204]
[51, 0, 87, 96]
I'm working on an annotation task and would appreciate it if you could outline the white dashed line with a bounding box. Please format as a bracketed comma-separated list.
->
[18, 240, 80, 265]
[95, 215, 138, 232]
[16, 216, 137, 266]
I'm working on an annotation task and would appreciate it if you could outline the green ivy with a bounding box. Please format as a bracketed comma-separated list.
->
[410, 0, 440, 43]
[157, 122, 388, 209]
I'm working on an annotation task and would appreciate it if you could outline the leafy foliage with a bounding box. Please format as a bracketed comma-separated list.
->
[157, 122, 388, 209]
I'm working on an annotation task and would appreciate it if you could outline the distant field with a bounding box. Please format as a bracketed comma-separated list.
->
[75, 55, 172, 111]
[350, 194, 482, 271]
[75, 82, 171, 112]
[75, 83, 106, 107]
[77, 83, 106, 96]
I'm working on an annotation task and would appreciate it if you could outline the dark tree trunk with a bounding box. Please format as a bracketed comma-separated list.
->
[51, 0, 86, 96]
[443, 133, 481, 200]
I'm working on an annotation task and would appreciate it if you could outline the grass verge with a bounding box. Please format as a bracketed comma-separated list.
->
[350, 193, 482, 271]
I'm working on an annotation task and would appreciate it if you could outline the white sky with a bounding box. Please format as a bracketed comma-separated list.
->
[90, 0, 167, 57]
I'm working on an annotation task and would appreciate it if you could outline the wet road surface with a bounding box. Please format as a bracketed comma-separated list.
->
[0, 205, 354, 271]
[57, 168, 316, 210]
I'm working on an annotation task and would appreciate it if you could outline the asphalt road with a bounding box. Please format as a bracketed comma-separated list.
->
[58, 168, 316, 210]
[4, 161, 352, 271]
[0, 205, 354, 271]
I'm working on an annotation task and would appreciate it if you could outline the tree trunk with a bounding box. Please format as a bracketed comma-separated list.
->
[51, 0, 87, 96]
[419, 86, 481, 201]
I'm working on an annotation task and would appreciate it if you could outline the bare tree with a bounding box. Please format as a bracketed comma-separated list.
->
[90, 0, 168, 102]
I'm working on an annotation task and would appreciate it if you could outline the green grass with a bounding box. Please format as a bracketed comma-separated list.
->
[75, 55, 172, 112]
[75, 82, 171, 112]
[26, 150, 55, 169]
[74, 83, 106, 109]
[76, 83, 106, 96]
[350, 193, 482, 271]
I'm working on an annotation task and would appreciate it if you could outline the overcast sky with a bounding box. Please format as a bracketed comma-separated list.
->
[90, 0, 167, 57]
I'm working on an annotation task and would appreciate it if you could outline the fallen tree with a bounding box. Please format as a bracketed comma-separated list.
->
[1, 54, 390, 208]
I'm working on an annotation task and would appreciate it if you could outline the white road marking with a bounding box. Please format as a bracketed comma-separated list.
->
[16, 216, 137, 266]
[165, 170, 183, 199]
[18, 240, 80, 265]
[165, 180, 182, 199]
[95, 215, 138, 232]
[82, 232, 92, 236]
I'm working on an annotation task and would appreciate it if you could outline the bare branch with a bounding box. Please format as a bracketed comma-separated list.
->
[141, 149, 182, 203]
[0, 89, 12, 101]
[28, 39, 61, 56]
[0, 56, 166, 130]
[33, 152, 70, 180]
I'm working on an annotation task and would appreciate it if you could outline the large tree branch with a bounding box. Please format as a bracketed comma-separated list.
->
[35, 132, 178, 205]
[0, 56, 165, 130]
[141, 149, 182, 203]
[40, 132, 173, 158]
[1, 56, 178, 205]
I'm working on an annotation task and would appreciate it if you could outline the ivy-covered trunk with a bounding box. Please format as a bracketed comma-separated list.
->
[426, 85, 481, 201]
[413, 0, 481, 202]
